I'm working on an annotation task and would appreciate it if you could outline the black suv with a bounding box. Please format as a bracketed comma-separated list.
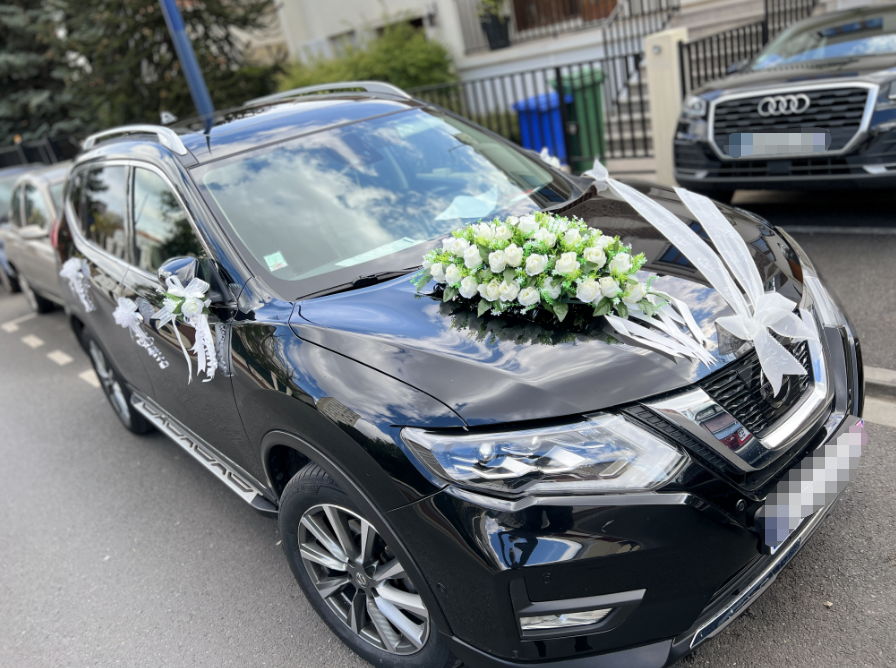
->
[57, 82, 864, 668]
[675, 5, 896, 202]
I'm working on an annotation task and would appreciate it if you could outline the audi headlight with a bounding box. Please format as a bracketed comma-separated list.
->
[682, 95, 708, 118]
[401, 414, 687, 496]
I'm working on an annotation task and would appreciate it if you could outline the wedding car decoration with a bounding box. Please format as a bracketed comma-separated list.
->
[112, 298, 169, 369]
[152, 276, 218, 383]
[59, 258, 95, 313]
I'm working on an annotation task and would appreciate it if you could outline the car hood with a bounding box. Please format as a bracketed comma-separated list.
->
[290, 183, 805, 427]
[697, 54, 894, 95]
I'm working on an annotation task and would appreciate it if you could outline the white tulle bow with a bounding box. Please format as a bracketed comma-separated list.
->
[152, 276, 218, 383]
[59, 258, 95, 313]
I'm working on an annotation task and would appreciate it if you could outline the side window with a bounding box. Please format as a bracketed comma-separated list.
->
[132, 168, 205, 272]
[9, 186, 22, 227]
[23, 184, 52, 230]
[84, 166, 128, 260]
[67, 170, 85, 228]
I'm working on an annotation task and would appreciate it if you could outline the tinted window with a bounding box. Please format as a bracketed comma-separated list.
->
[132, 168, 204, 272]
[199, 109, 575, 292]
[84, 166, 128, 260]
[23, 184, 52, 230]
[8, 186, 22, 227]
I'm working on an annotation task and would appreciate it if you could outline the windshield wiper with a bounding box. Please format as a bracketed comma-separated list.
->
[299, 268, 421, 300]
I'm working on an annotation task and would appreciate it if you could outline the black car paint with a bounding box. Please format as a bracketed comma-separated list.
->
[54, 96, 862, 668]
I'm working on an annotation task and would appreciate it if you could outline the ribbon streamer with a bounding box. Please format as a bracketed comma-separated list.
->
[153, 276, 218, 383]
[113, 297, 170, 369]
[59, 258, 95, 313]
[587, 160, 817, 393]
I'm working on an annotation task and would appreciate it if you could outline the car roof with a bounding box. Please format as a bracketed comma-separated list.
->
[14, 161, 71, 185]
[0, 164, 42, 179]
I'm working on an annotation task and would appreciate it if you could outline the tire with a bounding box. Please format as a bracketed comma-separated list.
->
[279, 464, 459, 668]
[0, 264, 20, 293]
[18, 273, 54, 313]
[81, 327, 153, 435]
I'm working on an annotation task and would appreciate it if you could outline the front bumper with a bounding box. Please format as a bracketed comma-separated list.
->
[386, 326, 863, 666]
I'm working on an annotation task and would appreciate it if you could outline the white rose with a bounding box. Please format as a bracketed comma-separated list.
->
[445, 264, 462, 284]
[459, 276, 479, 299]
[543, 277, 562, 300]
[489, 250, 507, 273]
[478, 279, 501, 302]
[563, 229, 581, 246]
[554, 219, 569, 233]
[518, 215, 538, 235]
[596, 235, 615, 249]
[576, 279, 601, 303]
[441, 238, 454, 252]
[623, 281, 647, 305]
[555, 252, 580, 276]
[422, 257, 433, 270]
[181, 296, 204, 318]
[430, 262, 446, 282]
[504, 244, 523, 267]
[505, 215, 520, 227]
[583, 246, 607, 268]
[495, 224, 513, 241]
[609, 252, 632, 274]
[475, 223, 495, 243]
[499, 281, 520, 302]
[599, 276, 620, 298]
[525, 253, 548, 276]
[518, 286, 540, 306]
[463, 245, 483, 270]
[534, 228, 557, 248]
[450, 237, 470, 256]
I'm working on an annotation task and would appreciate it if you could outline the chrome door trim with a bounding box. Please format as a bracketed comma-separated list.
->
[707, 82, 880, 161]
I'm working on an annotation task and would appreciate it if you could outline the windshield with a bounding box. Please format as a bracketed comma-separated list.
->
[0, 174, 19, 222]
[197, 109, 575, 295]
[753, 10, 896, 69]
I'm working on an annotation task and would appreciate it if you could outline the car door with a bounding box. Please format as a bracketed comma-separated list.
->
[21, 182, 61, 297]
[122, 164, 258, 477]
[70, 164, 153, 396]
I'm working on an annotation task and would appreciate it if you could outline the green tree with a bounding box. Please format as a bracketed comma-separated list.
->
[0, 1, 85, 146]
[60, 0, 280, 130]
[278, 21, 454, 93]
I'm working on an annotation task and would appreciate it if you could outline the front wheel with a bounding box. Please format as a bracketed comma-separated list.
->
[81, 328, 153, 435]
[278, 464, 459, 668]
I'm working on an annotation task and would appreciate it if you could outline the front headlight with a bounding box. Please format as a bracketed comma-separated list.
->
[780, 229, 846, 329]
[682, 95, 708, 118]
[401, 414, 687, 497]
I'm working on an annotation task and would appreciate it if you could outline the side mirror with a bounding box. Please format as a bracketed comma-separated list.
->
[157, 256, 233, 306]
[727, 59, 749, 75]
[19, 224, 49, 240]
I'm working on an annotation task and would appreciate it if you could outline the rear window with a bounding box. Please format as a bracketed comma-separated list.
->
[196, 109, 576, 296]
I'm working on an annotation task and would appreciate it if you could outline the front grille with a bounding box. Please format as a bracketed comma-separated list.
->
[698, 340, 812, 436]
[712, 87, 870, 154]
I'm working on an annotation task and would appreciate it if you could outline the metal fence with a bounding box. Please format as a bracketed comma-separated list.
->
[679, 0, 819, 95]
[409, 52, 651, 170]
[0, 136, 80, 169]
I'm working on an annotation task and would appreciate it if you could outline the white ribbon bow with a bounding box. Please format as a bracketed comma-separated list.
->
[587, 159, 816, 394]
[113, 297, 143, 335]
[59, 258, 95, 313]
[152, 276, 218, 383]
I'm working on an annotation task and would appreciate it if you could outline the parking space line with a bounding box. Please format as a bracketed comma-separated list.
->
[2, 313, 38, 333]
[21, 335, 44, 349]
[78, 370, 101, 389]
[47, 350, 74, 366]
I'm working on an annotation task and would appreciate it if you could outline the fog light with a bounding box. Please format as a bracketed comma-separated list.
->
[520, 608, 611, 630]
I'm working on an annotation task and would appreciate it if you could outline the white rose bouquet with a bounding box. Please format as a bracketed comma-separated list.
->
[413, 211, 662, 322]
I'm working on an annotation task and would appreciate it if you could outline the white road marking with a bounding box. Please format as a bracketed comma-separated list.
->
[47, 350, 74, 366]
[21, 334, 44, 349]
[78, 369, 101, 389]
[863, 397, 896, 430]
[2, 313, 38, 333]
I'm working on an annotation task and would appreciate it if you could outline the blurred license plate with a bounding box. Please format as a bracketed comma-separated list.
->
[725, 130, 831, 158]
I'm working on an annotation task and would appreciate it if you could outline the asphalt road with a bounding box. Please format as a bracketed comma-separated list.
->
[0, 202, 894, 668]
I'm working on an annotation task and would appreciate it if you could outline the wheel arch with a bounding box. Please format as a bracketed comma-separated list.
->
[261, 429, 453, 637]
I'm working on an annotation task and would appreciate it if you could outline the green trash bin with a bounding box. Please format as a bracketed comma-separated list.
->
[551, 67, 607, 174]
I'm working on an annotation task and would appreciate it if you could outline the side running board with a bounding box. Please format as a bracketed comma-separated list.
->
[131, 395, 278, 519]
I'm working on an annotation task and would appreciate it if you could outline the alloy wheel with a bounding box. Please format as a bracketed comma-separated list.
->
[298, 503, 430, 655]
[88, 340, 132, 426]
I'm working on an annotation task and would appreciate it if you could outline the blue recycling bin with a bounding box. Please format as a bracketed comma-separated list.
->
[512, 92, 573, 164]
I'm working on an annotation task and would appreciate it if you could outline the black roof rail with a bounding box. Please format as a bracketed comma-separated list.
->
[245, 81, 411, 106]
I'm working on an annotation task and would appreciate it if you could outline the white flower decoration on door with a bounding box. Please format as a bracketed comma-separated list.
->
[152, 276, 218, 383]
[59, 258, 95, 313]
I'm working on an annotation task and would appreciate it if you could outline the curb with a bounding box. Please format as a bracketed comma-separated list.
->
[866, 366, 896, 401]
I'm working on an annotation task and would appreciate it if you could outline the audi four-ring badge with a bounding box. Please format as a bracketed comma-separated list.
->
[757, 94, 811, 117]
[674, 5, 896, 202]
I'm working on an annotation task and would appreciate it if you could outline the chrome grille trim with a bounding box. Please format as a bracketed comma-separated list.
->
[707, 82, 879, 161]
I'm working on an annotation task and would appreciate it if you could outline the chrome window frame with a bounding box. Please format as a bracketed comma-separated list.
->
[707, 82, 880, 161]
